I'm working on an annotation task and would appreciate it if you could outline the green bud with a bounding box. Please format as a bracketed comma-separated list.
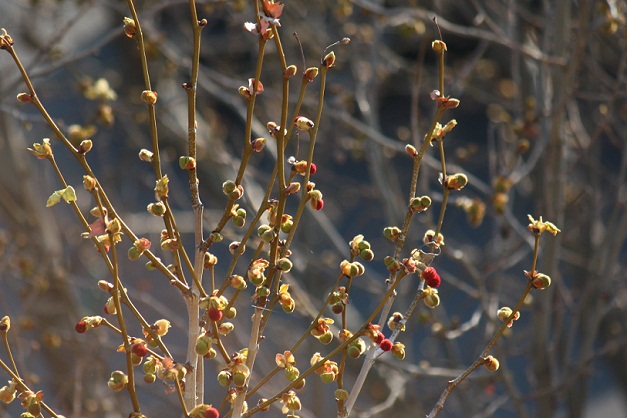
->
[277, 257, 293, 272]
[285, 366, 300, 381]
[217, 370, 232, 387]
[531, 273, 551, 290]
[147, 202, 166, 216]
[256, 286, 271, 298]
[335, 389, 349, 400]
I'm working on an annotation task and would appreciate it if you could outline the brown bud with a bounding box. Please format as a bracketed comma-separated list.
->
[284, 65, 298, 78]
[78, 139, 93, 154]
[484, 355, 500, 372]
[323, 51, 336, 68]
[431, 40, 447, 53]
[123, 17, 137, 38]
[141, 90, 158, 105]
[17, 93, 32, 103]
[83, 175, 97, 191]
[304, 67, 319, 82]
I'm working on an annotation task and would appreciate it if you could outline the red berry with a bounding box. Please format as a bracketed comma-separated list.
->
[204, 406, 220, 418]
[313, 198, 324, 211]
[375, 331, 385, 345]
[331, 303, 344, 314]
[379, 339, 393, 352]
[422, 266, 441, 288]
[309, 163, 317, 175]
[132, 343, 148, 357]
[75, 321, 87, 333]
[208, 307, 223, 322]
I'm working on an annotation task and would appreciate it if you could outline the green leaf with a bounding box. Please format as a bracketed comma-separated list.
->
[60, 186, 77, 203]
[46, 191, 61, 207]
[46, 186, 77, 207]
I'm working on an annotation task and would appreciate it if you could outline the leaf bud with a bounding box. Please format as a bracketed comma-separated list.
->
[310, 197, 324, 210]
[320, 370, 336, 383]
[203, 253, 217, 268]
[230, 274, 247, 290]
[238, 86, 252, 99]
[323, 51, 336, 68]
[229, 241, 245, 255]
[0, 316, 10, 333]
[179, 156, 196, 170]
[28, 138, 53, 160]
[123, 17, 137, 38]
[405, 144, 418, 157]
[304, 67, 319, 82]
[331, 303, 344, 314]
[410, 195, 432, 212]
[281, 216, 293, 233]
[318, 330, 333, 344]
[141, 90, 158, 105]
[128, 246, 142, 261]
[78, 139, 93, 154]
[445, 173, 468, 190]
[335, 389, 349, 400]
[145, 260, 157, 270]
[294, 116, 314, 131]
[285, 366, 300, 382]
[146, 202, 166, 216]
[531, 273, 551, 290]
[277, 257, 293, 272]
[83, 175, 97, 191]
[209, 232, 223, 243]
[391, 342, 406, 360]
[138, 148, 154, 162]
[431, 40, 447, 53]
[423, 229, 445, 247]
[424, 293, 440, 308]
[107, 371, 128, 392]
[251, 137, 266, 152]
[218, 370, 232, 387]
[232, 215, 245, 228]
[347, 338, 366, 359]
[359, 248, 374, 261]
[284, 65, 298, 78]
[443, 119, 458, 133]
[153, 319, 171, 336]
[16, 92, 32, 103]
[383, 226, 401, 242]
[440, 97, 460, 109]
[484, 355, 500, 372]
[225, 307, 237, 319]
[388, 312, 406, 332]
[383, 256, 401, 272]
[154, 175, 169, 199]
[0, 29, 14, 50]
[218, 322, 234, 335]
[284, 182, 301, 195]
[258, 225, 276, 243]
[256, 286, 271, 298]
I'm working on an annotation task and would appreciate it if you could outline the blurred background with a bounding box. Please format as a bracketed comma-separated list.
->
[0, 0, 626, 417]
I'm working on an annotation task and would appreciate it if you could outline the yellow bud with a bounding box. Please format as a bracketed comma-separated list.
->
[304, 67, 319, 82]
[141, 90, 158, 105]
[323, 51, 336, 68]
[83, 175, 97, 191]
[431, 40, 447, 53]
[484, 355, 500, 372]
[284, 65, 298, 78]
